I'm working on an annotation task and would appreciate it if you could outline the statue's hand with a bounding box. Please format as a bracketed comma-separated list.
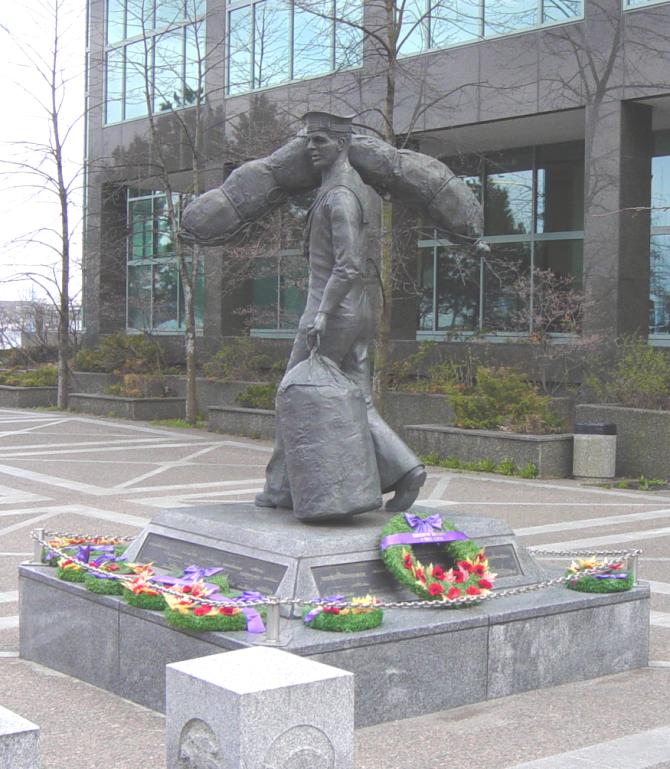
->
[307, 312, 328, 348]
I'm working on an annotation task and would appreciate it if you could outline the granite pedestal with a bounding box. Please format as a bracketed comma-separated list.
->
[0, 706, 39, 769]
[19, 503, 650, 727]
[166, 648, 353, 769]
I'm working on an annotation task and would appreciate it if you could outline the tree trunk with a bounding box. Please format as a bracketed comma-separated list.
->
[372, 198, 393, 415]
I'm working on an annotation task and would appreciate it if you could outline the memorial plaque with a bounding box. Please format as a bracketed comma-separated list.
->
[137, 533, 287, 594]
[483, 544, 522, 579]
[312, 560, 399, 596]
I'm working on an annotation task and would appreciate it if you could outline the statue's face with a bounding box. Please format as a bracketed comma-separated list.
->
[306, 131, 343, 169]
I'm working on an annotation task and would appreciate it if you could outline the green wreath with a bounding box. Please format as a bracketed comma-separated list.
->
[565, 559, 633, 594]
[379, 512, 495, 603]
[164, 606, 249, 632]
[302, 597, 383, 632]
[84, 573, 124, 595]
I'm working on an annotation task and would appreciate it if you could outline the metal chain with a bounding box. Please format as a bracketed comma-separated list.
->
[36, 530, 136, 543]
[32, 529, 638, 611]
[529, 548, 642, 558]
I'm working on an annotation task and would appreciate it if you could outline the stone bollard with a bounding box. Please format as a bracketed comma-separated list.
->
[0, 706, 40, 769]
[166, 647, 354, 769]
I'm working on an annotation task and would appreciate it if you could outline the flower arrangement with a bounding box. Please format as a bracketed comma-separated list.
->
[379, 512, 495, 603]
[56, 556, 87, 583]
[121, 565, 168, 610]
[565, 558, 633, 593]
[44, 536, 126, 566]
[303, 595, 383, 632]
[83, 554, 134, 595]
[163, 583, 265, 633]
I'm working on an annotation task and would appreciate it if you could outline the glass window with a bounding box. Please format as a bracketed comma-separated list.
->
[485, 150, 534, 236]
[156, 0, 185, 27]
[650, 234, 670, 335]
[105, 48, 124, 123]
[430, 0, 481, 49]
[484, 0, 538, 36]
[125, 40, 149, 119]
[293, 0, 334, 80]
[435, 245, 479, 330]
[128, 265, 153, 329]
[107, 0, 126, 43]
[228, 5, 253, 95]
[398, 0, 429, 56]
[543, 0, 581, 24]
[335, 0, 363, 68]
[126, 0, 152, 37]
[651, 154, 670, 229]
[154, 29, 184, 111]
[253, 1, 290, 89]
[105, 1, 205, 123]
[127, 190, 204, 331]
[419, 143, 585, 337]
[483, 243, 531, 331]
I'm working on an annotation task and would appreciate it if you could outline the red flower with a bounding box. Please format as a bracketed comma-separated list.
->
[457, 560, 474, 573]
[475, 552, 486, 563]
[193, 605, 211, 617]
[431, 566, 445, 580]
[466, 586, 481, 596]
[447, 587, 461, 601]
[428, 583, 444, 596]
[453, 569, 466, 583]
[219, 606, 236, 616]
[414, 568, 426, 583]
[473, 564, 485, 576]
[478, 578, 493, 589]
[402, 552, 413, 570]
[323, 607, 341, 615]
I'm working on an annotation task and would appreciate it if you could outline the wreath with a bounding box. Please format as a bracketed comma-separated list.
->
[380, 512, 495, 603]
[565, 559, 633, 593]
[163, 583, 265, 633]
[302, 595, 383, 632]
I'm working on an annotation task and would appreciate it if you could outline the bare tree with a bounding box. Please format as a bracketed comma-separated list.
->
[0, 0, 84, 408]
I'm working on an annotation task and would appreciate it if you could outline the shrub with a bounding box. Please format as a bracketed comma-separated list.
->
[73, 332, 166, 375]
[0, 364, 57, 387]
[585, 335, 670, 409]
[106, 373, 171, 398]
[203, 338, 281, 382]
[235, 382, 277, 410]
[448, 366, 563, 434]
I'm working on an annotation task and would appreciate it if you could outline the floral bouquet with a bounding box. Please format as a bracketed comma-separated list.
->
[163, 582, 265, 633]
[120, 565, 167, 610]
[303, 595, 383, 632]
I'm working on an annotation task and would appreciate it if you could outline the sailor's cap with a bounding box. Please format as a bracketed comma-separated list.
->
[301, 111, 354, 134]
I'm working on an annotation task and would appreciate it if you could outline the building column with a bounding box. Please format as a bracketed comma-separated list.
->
[582, 99, 652, 339]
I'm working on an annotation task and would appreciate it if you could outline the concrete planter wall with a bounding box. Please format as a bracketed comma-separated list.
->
[69, 393, 185, 421]
[208, 406, 276, 440]
[405, 424, 574, 478]
[576, 403, 670, 479]
[0, 385, 57, 408]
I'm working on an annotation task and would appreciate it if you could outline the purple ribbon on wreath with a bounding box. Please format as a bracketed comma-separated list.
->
[379, 513, 469, 551]
[88, 553, 127, 580]
[595, 573, 629, 580]
[182, 565, 224, 581]
[207, 590, 266, 634]
[303, 595, 345, 624]
[75, 544, 116, 564]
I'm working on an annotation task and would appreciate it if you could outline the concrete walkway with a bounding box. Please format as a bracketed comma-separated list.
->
[0, 407, 669, 768]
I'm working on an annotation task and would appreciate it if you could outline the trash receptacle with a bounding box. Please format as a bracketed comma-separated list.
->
[572, 422, 617, 479]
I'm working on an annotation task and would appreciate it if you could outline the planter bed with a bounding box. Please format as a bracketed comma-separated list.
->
[208, 405, 275, 440]
[0, 385, 57, 408]
[577, 404, 670, 479]
[69, 393, 185, 421]
[405, 424, 574, 478]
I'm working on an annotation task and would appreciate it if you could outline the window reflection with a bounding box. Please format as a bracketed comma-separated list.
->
[293, 0, 334, 80]
[154, 30, 184, 111]
[254, 1, 289, 88]
[483, 243, 531, 331]
[105, 48, 124, 123]
[156, 0, 186, 27]
[398, 0, 429, 56]
[431, 0, 481, 48]
[543, 0, 582, 23]
[107, 0, 126, 44]
[228, 6, 252, 94]
[335, 0, 363, 68]
[125, 40, 149, 120]
[484, 0, 538, 36]
[485, 151, 533, 236]
[650, 235, 670, 334]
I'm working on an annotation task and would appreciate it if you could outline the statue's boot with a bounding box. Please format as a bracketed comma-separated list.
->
[384, 465, 427, 512]
[254, 491, 293, 509]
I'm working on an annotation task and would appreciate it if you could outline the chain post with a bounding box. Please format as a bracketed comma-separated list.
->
[32, 528, 45, 564]
[628, 553, 639, 585]
[261, 595, 282, 646]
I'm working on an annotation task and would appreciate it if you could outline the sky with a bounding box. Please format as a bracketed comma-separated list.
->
[0, 0, 86, 304]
